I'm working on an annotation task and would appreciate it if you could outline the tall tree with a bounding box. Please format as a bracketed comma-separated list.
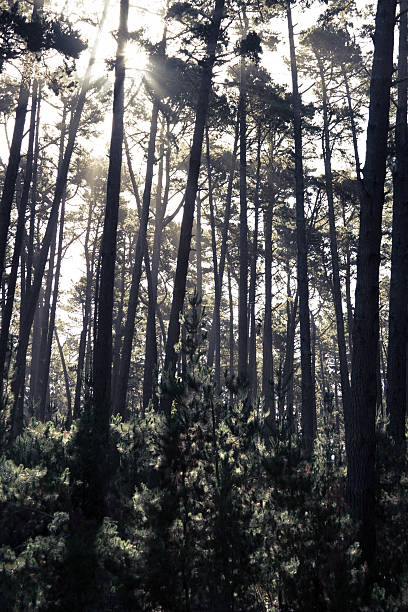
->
[306, 28, 352, 450]
[286, 0, 316, 453]
[387, 0, 408, 453]
[238, 10, 249, 383]
[0, 80, 38, 395]
[348, 0, 397, 564]
[161, 0, 226, 412]
[114, 79, 160, 417]
[9, 0, 108, 437]
[92, 0, 128, 447]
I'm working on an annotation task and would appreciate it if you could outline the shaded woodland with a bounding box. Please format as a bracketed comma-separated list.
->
[0, 0, 408, 609]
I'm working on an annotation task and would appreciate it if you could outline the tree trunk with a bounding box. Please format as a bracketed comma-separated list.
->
[205, 126, 221, 389]
[238, 33, 248, 383]
[207, 109, 239, 368]
[387, 0, 408, 453]
[287, 0, 316, 454]
[37, 103, 67, 420]
[9, 0, 109, 438]
[93, 0, 128, 441]
[262, 194, 275, 433]
[196, 190, 203, 298]
[55, 328, 72, 422]
[0, 78, 30, 282]
[317, 55, 352, 450]
[39, 192, 67, 420]
[228, 261, 234, 376]
[248, 130, 261, 399]
[161, 0, 226, 414]
[348, 0, 397, 565]
[114, 91, 159, 418]
[72, 195, 98, 422]
[0, 81, 38, 395]
[142, 125, 170, 411]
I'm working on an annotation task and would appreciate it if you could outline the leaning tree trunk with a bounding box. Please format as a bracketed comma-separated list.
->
[9, 0, 109, 438]
[0, 81, 38, 396]
[286, 0, 316, 454]
[0, 79, 30, 283]
[36, 104, 67, 419]
[39, 193, 67, 420]
[114, 92, 159, 418]
[387, 0, 408, 454]
[161, 0, 226, 414]
[348, 0, 397, 565]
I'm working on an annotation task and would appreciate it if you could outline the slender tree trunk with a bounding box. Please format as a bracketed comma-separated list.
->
[207, 110, 239, 368]
[39, 193, 67, 420]
[72, 198, 96, 422]
[0, 81, 38, 395]
[341, 198, 354, 358]
[161, 0, 226, 414]
[263, 194, 275, 432]
[9, 0, 109, 437]
[196, 190, 203, 298]
[26, 85, 41, 294]
[36, 233, 56, 419]
[287, 0, 316, 453]
[37, 104, 67, 420]
[55, 328, 72, 421]
[205, 126, 221, 389]
[342, 65, 362, 184]
[317, 55, 352, 449]
[114, 89, 159, 418]
[387, 0, 408, 453]
[238, 33, 248, 383]
[227, 260, 234, 376]
[248, 130, 261, 399]
[348, 0, 396, 565]
[111, 233, 127, 405]
[142, 126, 170, 410]
[0, 79, 30, 282]
[93, 0, 128, 444]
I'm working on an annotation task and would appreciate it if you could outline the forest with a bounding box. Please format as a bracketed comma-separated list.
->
[0, 0, 407, 609]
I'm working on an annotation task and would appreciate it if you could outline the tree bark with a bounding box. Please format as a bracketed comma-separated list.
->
[238, 34, 248, 383]
[161, 0, 226, 413]
[114, 91, 159, 418]
[73, 216, 91, 421]
[93, 0, 128, 439]
[286, 0, 316, 454]
[142, 125, 170, 411]
[205, 126, 221, 389]
[348, 0, 397, 564]
[207, 109, 239, 370]
[0, 81, 38, 396]
[9, 0, 109, 437]
[317, 54, 352, 450]
[262, 194, 275, 432]
[55, 328, 72, 422]
[387, 0, 408, 453]
[0, 79, 30, 283]
[248, 130, 261, 399]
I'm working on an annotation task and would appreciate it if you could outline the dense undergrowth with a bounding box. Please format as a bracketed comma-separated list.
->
[1, 301, 407, 611]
